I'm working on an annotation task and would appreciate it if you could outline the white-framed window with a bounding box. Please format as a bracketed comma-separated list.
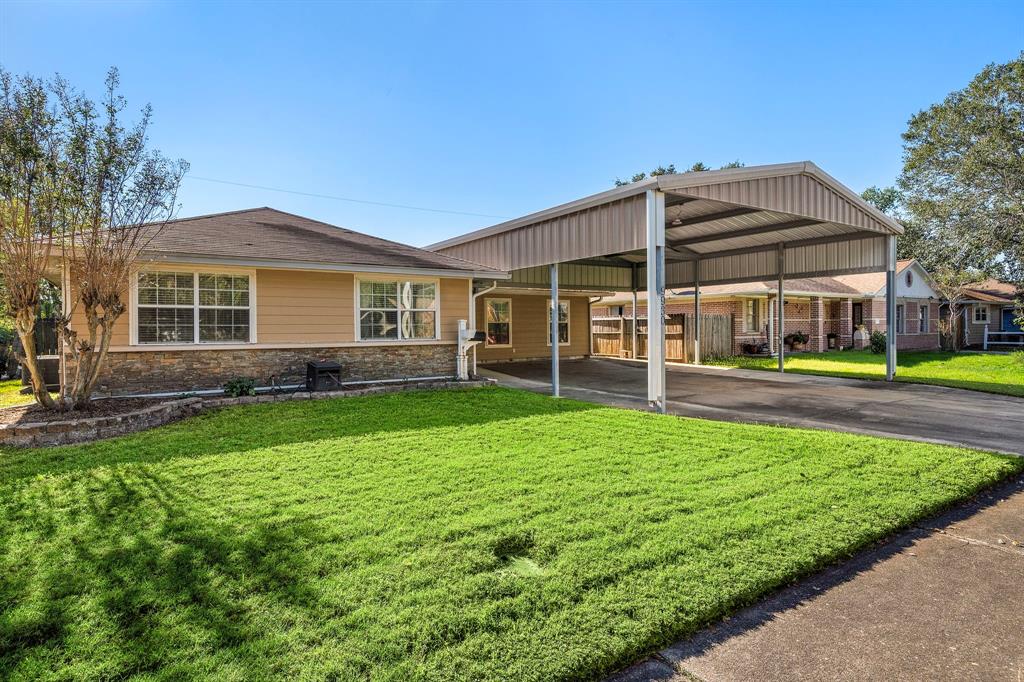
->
[357, 279, 438, 341]
[895, 304, 905, 334]
[744, 299, 760, 333]
[973, 305, 988, 324]
[919, 304, 928, 333]
[547, 299, 570, 346]
[484, 298, 511, 346]
[135, 270, 253, 344]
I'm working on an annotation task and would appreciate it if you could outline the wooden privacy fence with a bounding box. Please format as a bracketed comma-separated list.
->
[591, 314, 732, 363]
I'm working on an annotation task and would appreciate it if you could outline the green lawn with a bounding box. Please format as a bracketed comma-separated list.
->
[0, 379, 32, 409]
[708, 349, 1024, 397]
[1, 387, 1020, 681]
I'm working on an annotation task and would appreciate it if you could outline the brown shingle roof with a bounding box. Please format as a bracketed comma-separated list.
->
[142, 207, 502, 275]
[962, 278, 1016, 303]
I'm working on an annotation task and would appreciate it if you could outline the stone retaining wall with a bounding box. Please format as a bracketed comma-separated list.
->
[78, 344, 458, 396]
[0, 397, 204, 448]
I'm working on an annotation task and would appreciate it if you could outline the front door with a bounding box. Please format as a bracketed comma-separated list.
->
[852, 302, 863, 328]
[1003, 308, 1022, 333]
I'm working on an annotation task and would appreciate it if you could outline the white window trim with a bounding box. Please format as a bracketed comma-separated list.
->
[484, 297, 512, 347]
[130, 266, 257, 346]
[895, 303, 905, 334]
[546, 298, 571, 347]
[972, 304, 989, 324]
[354, 276, 441, 342]
[919, 304, 929, 334]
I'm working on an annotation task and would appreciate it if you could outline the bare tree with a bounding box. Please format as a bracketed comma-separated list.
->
[0, 72, 63, 407]
[931, 267, 977, 352]
[0, 67, 188, 410]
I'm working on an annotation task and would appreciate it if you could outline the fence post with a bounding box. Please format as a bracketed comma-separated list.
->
[983, 324, 988, 351]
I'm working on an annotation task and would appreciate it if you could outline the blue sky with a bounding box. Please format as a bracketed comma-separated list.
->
[2, 1, 1021, 247]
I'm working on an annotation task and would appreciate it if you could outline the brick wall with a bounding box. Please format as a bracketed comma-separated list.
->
[77, 344, 458, 396]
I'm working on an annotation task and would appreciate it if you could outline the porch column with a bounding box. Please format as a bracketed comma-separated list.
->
[885, 235, 897, 381]
[777, 243, 786, 372]
[809, 297, 825, 352]
[768, 295, 775, 354]
[550, 263, 560, 397]
[839, 297, 853, 349]
[646, 189, 667, 413]
[693, 262, 701, 365]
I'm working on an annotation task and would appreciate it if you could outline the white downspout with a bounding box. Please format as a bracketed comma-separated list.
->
[469, 281, 498, 377]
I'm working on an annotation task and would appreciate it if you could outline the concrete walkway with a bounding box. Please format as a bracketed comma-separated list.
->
[480, 358, 1024, 456]
[609, 476, 1024, 682]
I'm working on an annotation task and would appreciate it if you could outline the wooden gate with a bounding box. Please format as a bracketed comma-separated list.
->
[591, 314, 732, 362]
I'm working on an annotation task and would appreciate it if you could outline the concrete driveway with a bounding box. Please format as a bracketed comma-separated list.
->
[480, 358, 1024, 456]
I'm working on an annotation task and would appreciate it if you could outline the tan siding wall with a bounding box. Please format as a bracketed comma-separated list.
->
[67, 268, 471, 349]
[439, 278, 470, 343]
[475, 293, 590, 362]
[257, 269, 356, 343]
[68, 286, 131, 347]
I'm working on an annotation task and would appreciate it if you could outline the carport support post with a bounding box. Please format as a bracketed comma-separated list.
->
[693, 263, 701, 365]
[646, 189, 667, 413]
[777, 243, 786, 372]
[885, 235, 898, 381]
[550, 263, 560, 397]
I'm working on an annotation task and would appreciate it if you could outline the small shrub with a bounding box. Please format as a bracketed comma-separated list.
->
[869, 330, 887, 354]
[223, 376, 257, 397]
[1013, 350, 1024, 366]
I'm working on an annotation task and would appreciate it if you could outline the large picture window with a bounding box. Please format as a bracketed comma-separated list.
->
[485, 298, 511, 346]
[137, 271, 252, 344]
[547, 300, 570, 345]
[358, 280, 437, 341]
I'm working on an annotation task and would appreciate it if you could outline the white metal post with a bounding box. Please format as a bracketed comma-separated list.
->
[550, 263, 560, 397]
[646, 190, 667, 413]
[693, 262, 701, 365]
[777, 243, 786, 372]
[885, 235, 898, 381]
[631, 289, 638, 359]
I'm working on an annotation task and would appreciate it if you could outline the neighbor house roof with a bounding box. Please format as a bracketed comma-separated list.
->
[140, 207, 507, 277]
[829, 260, 914, 295]
[598, 270, 896, 303]
[961, 278, 1017, 304]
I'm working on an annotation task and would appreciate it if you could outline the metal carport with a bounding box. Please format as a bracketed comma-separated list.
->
[429, 162, 903, 413]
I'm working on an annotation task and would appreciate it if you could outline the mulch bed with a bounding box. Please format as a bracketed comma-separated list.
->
[0, 397, 171, 426]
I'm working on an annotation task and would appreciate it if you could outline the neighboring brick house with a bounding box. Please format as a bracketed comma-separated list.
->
[592, 260, 941, 355]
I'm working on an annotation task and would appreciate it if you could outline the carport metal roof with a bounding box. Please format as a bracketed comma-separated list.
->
[428, 162, 902, 290]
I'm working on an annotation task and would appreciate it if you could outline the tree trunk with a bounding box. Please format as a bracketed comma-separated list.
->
[68, 308, 120, 409]
[13, 311, 56, 409]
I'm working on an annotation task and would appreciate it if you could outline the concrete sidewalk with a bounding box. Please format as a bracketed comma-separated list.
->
[609, 476, 1024, 682]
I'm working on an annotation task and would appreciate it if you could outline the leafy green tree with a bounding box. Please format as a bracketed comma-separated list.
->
[860, 186, 932, 265]
[898, 53, 1023, 322]
[614, 160, 743, 187]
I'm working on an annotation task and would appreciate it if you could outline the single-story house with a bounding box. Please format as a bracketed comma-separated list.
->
[59, 208, 523, 395]
[954, 278, 1022, 349]
[591, 259, 941, 355]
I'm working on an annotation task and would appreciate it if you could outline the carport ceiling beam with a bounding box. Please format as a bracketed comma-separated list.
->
[668, 218, 824, 247]
[698, 229, 882, 259]
[668, 206, 761, 228]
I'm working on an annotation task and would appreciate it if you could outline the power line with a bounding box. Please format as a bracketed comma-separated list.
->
[184, 175, 510, 220]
